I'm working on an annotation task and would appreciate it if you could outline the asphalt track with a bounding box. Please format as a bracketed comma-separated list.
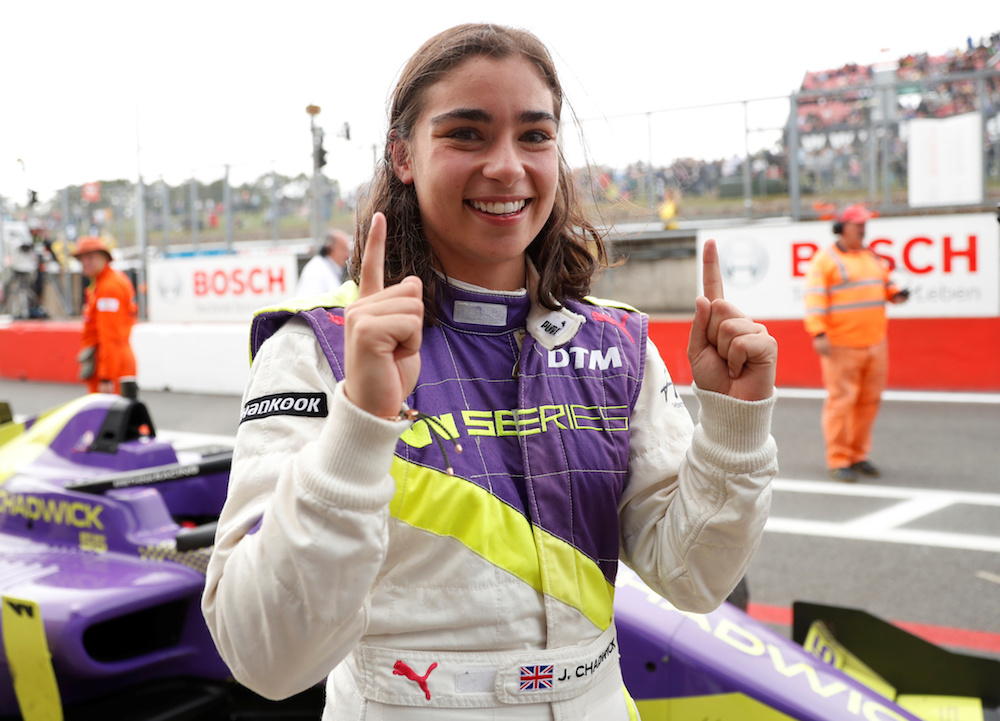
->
[3, 378, 999, 662]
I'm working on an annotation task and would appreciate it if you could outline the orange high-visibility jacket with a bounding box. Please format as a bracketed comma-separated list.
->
[81, 264, 138, 384]
[804, 244, 899, 347]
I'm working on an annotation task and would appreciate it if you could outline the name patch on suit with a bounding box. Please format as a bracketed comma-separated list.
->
[241, 392, 328, 423]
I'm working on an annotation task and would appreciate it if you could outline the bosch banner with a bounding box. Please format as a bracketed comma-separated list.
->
[147, 254, 298, 322]
[696, 213, 999, 320]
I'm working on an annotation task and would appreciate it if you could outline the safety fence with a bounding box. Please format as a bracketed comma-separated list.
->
[570, 65, 1000, 223]
[5, 66, 999, 248]
[3, 59, 999, 321]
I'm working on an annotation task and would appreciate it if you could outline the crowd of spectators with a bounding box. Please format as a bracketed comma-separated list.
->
[581, 31, 999, 209]
[797, 31, 1000, 133]
[576, 150, 789, 212]
[793, 32, 999, 194]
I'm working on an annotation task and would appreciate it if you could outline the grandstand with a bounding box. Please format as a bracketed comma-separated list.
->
[587, 30, 1000, 222]
[796, 31, 1000, 133]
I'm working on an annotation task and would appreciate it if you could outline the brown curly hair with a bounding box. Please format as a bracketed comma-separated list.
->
[351, 23, 608, 323]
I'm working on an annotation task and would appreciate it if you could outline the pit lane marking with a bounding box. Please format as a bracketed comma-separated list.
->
[155, 429, 1000, 554]
[767, 478, 1000, 553]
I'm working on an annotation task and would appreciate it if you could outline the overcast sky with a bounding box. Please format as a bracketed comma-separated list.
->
[1, 1, 996, 203]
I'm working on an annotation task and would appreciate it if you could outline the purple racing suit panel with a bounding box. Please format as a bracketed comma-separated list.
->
[250, 281, 644, 589]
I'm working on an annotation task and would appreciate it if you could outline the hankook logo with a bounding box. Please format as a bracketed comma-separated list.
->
[718, 238, 769, 288]
[241, 392, 328, 423]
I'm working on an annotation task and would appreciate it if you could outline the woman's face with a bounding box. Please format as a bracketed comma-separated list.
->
[393, 55, 559, 290]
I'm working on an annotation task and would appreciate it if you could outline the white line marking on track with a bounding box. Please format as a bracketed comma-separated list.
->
[677, 386, 1000, 404]
[768, 478, 1000, 553]
[153, 429, 1000, 554]
[774, 388, 1000, 404]
[977, 571, 1000, 585]
[773, 478, 1000, 506]
[765, 517, 1000, 553]
[157, 430, 237, 449]
[843, 495, 957, 531]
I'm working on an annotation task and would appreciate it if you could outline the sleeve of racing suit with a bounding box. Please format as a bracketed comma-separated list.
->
[202, 317, 409, 700]
[618, 337, 777, 614]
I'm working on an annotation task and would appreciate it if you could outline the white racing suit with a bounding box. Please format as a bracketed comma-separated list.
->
[203, 276, 777, 720]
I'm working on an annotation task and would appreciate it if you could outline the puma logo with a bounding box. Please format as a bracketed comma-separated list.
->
[393, 660, 438, 700]
[591, 311, 634, 343]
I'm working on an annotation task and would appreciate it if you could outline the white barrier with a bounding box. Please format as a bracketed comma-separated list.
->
[133, 322, 251, 396]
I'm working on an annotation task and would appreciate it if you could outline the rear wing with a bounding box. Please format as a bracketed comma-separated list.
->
[793, 601, 1000, 707]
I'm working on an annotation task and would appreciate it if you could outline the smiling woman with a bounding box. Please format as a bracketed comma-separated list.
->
[202, 22, 779, 721]
[389, 55, 560, 291]
[352, 23, 605, 324]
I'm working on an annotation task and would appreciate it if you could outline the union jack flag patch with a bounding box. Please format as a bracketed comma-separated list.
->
[519, 664, 554, 691]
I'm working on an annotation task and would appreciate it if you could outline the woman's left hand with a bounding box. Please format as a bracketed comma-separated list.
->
[687, 239, 777, 401]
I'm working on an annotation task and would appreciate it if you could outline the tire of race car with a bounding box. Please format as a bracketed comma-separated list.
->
[726, 576, 750, 611]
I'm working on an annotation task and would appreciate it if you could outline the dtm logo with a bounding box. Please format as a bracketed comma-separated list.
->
[548, 346, 622, 370]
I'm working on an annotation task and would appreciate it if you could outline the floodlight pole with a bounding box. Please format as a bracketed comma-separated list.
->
[307, 105, 323, 246]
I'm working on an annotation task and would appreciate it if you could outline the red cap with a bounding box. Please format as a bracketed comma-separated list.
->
[73, 236, 112, 261]
[837, 204, 876, 225]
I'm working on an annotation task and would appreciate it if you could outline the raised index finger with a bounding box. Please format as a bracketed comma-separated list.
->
[702, 238, 725, 301]
[358, 212, 386, 298]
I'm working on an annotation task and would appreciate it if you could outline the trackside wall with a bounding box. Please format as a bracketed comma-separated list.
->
[2, 317, 997, 395]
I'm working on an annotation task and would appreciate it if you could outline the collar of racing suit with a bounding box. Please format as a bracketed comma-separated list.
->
[432, 258, 586, 350]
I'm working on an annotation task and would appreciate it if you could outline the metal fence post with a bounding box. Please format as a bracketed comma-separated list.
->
[867, 102, 878, 199]
[980, 76, 990, 202]
[189, 176, 199, 251]
[224, 165, 234, 254]
[160, 178, 169, 253]
[271, 169, 279, 245]
[61, 188, 72, 243]
[135, 176, 147, 320]
[742, 100, 752, 217]
[788, 92, 801, 221]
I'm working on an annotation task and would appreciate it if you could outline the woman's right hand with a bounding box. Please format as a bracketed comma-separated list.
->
[343, 212, 424, 418]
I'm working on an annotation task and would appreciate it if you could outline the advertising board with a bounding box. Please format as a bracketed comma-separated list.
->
[696, 213, 999, 320]
[147, 253, 298, 322]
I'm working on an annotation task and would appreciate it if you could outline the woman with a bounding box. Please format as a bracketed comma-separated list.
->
[203, 23, 778, 721]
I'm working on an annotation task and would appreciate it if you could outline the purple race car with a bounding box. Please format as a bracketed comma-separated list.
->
[1, 393, 997, 720]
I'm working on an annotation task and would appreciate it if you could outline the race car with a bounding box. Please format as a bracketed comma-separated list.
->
[1, 393, 998, 720]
